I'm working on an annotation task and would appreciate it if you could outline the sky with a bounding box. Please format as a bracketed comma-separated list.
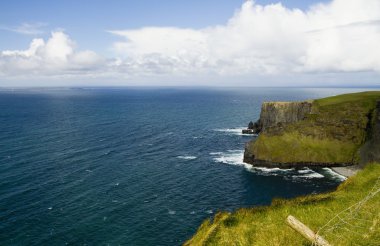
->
[0, 0, 379, 87]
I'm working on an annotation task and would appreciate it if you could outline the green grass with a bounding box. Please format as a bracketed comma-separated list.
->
[249, 91, 380, 165]
[185, 163, 380, 246]
[253, 132, 359, 163]
[315, 91, 380, 108]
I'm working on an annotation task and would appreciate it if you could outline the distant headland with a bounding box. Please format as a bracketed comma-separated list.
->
[243, 91, 380, 169]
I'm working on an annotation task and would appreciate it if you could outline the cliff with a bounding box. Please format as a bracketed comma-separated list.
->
[243, 101, 313, 134]
[259, 101, 312, 131]
[244, 91, 380, 168]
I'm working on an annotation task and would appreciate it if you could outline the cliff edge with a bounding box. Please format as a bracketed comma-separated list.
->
[244, 91, 380, 168]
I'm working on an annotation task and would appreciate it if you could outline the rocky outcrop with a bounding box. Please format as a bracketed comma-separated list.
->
[242, 121, 260, 134]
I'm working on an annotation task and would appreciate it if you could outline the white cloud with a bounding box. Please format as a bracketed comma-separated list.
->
[109, 0, 380, 77]
[1, 0, 380, 86]
[0, 31, 104, 77]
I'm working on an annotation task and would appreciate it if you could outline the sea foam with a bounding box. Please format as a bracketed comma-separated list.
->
[321, 168, 347, 181]
[212, 150, 332, 179]
[213, 128, 256, 136]
[177, 155, 197, 160]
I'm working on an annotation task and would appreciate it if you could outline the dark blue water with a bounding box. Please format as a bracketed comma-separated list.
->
[0, 87, 370, 245]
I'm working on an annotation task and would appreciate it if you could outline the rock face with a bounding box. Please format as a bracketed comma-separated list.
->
[242, 101, 312, 135]
[243, 101, 313, 165]
[248, 121, 254, 129]
[259, 101, 312, 131]
[360, 100, 380, 165]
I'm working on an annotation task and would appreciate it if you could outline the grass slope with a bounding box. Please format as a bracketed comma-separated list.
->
[185, 163, 380, 246]
[250, 91, 380, 165]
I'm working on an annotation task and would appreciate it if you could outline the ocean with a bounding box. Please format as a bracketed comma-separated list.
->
[0, 87, 370, 245]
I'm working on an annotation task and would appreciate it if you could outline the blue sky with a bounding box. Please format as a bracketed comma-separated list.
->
[0, 0, 379, 87]
[0, 0, 328, 54]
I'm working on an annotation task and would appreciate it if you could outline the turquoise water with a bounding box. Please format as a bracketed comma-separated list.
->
[0, 87, 370, 245]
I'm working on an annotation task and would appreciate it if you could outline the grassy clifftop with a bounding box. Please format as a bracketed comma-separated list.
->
[246, 91, 380, 166]
[185, 163, 380, 245]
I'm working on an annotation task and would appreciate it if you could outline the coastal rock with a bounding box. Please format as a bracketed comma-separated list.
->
[242, 120, 261, 134]
[248, 121, 254, 129]
[242, 129, 256, 134]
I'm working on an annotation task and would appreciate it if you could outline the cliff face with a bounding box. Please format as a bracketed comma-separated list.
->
[259, 101, 312, 131]
[360, 100, 380, 165]
[244, 91, 380, 168]
[244, 101, 314, 166]
[246, 101, 313, 134]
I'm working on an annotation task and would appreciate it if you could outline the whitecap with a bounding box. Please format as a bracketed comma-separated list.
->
[209, 152, 224, 155]
[212, 150, 259, 172]
[292, 172, 325, 179]
[177, 155, 197, 160]
[213, 128, 256, 136]
[321, 168, 347, 181]
[297, 168, 313, 174]
[253, 167, 294, 173]
[168, 210, 176, 215]
[206, 210, 213, 214]
[212, 150, 246, 166]
[249, 166, 295, 177]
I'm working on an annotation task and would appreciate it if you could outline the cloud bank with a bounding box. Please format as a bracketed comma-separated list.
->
[1, 0, 380, 86]
[0, 32, 103, 78]
[109, 0, 380, 75]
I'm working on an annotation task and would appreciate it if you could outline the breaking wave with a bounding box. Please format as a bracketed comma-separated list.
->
[177, 155, 197, 160]
[213, 128, 256, 136]
[321, 168, 347, 181]
[211, 150, 332, 180]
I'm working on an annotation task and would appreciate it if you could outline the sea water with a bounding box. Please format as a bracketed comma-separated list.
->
[0, 87, 369, 245]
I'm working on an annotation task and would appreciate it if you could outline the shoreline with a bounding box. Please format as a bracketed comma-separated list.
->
[331, 165, 362, 178]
